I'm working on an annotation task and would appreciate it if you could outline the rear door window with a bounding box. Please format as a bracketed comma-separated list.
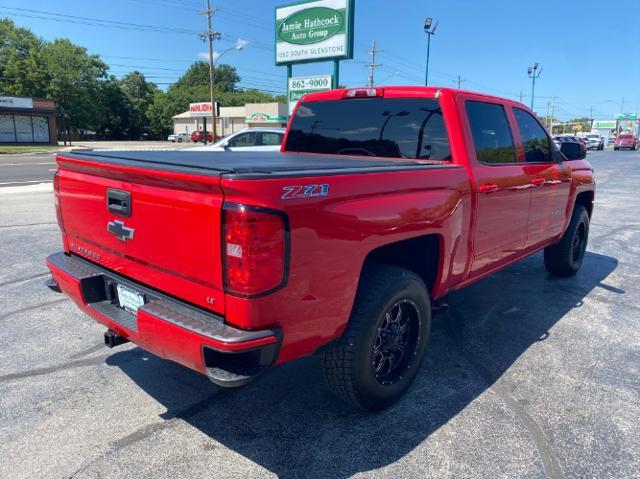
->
[284, 98, 451, 160]
[260, 132, 284, 146]
[465, 100, 517, 164]
[513, 107, 552, 163]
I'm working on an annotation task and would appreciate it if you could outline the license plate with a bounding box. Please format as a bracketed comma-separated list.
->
[116, 283, 145, 314]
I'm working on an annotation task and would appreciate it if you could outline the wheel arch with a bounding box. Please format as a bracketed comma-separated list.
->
[575, 190, 594, 218]
[361, 234, 443, 296]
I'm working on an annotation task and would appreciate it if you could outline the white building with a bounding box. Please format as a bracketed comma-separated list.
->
[172, 102, 288, 137]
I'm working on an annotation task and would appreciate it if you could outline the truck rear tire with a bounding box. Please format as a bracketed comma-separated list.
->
[544, 205, 589, 277]
[321, 263, 431, 411]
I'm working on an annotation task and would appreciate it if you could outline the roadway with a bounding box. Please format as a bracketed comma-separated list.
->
[0, 153, 57, 187]
[0, 141, 195, 187]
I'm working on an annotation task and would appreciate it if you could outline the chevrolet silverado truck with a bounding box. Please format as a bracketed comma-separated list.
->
[46, 87, 595, 411]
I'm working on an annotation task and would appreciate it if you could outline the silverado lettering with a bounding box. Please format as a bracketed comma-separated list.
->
[46, 86, 594, 411]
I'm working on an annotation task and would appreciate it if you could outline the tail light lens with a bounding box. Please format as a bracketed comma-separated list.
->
[53, 171, 65, 231]
[222, 204, 289, 297]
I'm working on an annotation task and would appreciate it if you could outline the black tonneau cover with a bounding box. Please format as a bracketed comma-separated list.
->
[60, 150, 457, 178]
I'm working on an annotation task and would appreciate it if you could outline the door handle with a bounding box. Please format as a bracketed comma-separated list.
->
[479, 183, 499, 193]
[106, 189, 131, 217]
[531, 177, 545, 186]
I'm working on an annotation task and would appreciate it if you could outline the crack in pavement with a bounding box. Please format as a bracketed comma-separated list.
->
[0, 298, 68, 320]
[67, 390, 227, 478]
[0, 271, 50, 288]
[445, 313, 564, 479]
[0, 355, 110, 383]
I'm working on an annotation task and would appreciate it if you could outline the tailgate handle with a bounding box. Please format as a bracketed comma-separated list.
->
[106, 189, 131, 217]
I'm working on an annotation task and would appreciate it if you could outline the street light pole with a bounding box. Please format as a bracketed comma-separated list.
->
[423, 18, 439, 86]
[527, 63, 542, 111]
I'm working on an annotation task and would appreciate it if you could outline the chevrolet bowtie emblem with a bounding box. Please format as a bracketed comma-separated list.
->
[107, 220, 135, 242]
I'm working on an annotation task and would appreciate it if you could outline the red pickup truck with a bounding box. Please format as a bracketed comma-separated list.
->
[46, 87, 595, 410]
[613, 133, 638, 150]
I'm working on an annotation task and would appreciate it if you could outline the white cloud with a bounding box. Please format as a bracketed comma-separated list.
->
[197, 51, 220, 62]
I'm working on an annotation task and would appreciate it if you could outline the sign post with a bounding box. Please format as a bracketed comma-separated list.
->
[276, 0, 354, 116]
[288, 74, 333, 115]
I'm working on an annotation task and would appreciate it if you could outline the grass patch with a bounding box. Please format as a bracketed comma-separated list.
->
[0, 145, 63, 154]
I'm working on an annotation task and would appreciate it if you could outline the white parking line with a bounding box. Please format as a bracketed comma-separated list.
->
[0, 180, 53, 186]
[0, 162, 56, 166]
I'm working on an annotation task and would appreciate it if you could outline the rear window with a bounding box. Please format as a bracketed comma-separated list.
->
[619, 135, 633, 139]
[284, 98, 451, 160]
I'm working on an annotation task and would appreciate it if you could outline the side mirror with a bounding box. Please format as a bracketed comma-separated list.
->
[560, 142, 586, 161]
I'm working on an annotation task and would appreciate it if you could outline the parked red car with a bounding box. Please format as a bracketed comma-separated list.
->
[47, 87, 595, 410]
[191, 131, 214, 143]
[614, 133, 638, 150]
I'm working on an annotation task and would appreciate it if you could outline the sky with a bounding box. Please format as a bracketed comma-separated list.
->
[1, 0, 638, 121]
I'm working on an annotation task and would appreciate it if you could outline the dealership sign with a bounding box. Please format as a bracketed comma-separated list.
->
[288, 75, 332, 114]
[188, 102, 219, 117]
[276, 0, 354, 65]
[592, 120, 617, 129]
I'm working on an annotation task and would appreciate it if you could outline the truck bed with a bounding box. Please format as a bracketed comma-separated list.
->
[60, 150, 455, 178]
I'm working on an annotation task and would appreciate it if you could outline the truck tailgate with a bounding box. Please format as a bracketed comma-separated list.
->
[55, 153, 227, 314]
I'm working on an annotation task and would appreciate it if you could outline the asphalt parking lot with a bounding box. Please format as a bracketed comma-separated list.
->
[1, 149, 639, 478]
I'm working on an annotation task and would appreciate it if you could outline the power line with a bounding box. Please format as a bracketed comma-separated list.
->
[0, 6, 199, 35]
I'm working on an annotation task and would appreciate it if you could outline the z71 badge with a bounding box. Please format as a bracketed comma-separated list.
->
[281, 184, 330, 200]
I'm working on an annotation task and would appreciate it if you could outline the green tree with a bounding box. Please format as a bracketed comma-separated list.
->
[171, 62, 240, 92]
[119, 71, 157, 138]
[0, 19, 48, 96]
[40, 38, 109, 136]
[94, 76, 132, 139]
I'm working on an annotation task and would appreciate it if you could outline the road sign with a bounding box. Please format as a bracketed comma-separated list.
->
[288, 74, 332, 114]
[276, 0, 354, 65]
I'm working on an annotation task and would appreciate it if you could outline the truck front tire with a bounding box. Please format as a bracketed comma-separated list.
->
[544, 204, 589, 277]
[321, 263, 431, 411]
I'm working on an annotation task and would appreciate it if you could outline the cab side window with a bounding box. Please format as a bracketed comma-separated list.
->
[260, 132, 284, 146]
[465, 101, 517, 164]
[513, 107, 552, 163]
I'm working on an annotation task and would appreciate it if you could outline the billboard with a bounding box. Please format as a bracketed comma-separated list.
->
[188, 102, 219, 117]
[592, 120, 616, 129]
[275, 0, 354, 65]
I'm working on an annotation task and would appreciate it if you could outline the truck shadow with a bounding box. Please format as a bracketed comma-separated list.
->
[106, 251, 619, 478]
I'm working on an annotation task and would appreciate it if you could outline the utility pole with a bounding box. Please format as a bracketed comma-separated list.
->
[548, 96, 559, 131]
[527, 63, 542, 111]
[616, 96, 625, 135]
[366, 40, 383, 87]
[518, 90, 525, 103]
[200, 1, 221, 143]
[589, 106, 593, 131]
[452, 75, 465, 89]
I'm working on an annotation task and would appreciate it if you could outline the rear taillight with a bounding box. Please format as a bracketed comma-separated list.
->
[222, 203, 289, 297]
[53, 171, 65, 231]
